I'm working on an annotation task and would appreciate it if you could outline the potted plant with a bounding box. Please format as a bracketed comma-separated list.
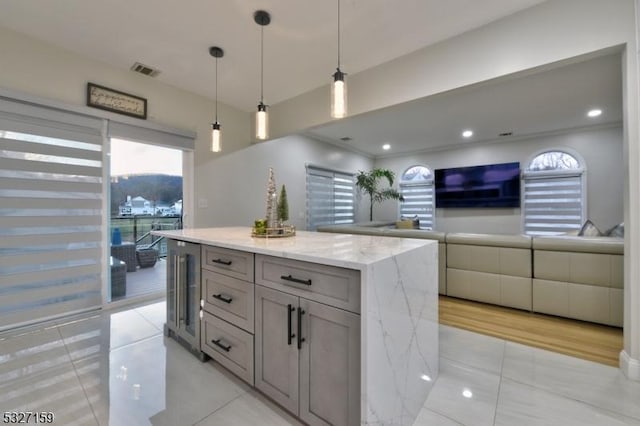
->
[355, 168, 404, 221]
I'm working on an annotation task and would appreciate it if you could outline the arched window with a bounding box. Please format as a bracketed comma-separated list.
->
[523, 150, 585, 235]
[400, 165, 434, 230]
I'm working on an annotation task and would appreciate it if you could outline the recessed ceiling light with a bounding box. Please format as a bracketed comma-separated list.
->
[420, 374, 432, 382]
[462, 388, 473, 398]
[382, 144, 391, 150]
[587, 109, 602, 118]
[462, 130, 473, 138]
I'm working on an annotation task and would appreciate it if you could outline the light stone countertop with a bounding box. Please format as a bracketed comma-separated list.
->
[152, 226, 435, 270]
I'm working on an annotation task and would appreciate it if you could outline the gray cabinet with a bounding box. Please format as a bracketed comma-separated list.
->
[200, 244, 256, 384]
[165, 239, 201, 355]
[255, 284, 360, 426]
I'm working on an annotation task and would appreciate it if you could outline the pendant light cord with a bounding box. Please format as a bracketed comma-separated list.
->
[337, 0, 341, 70]
[260, 24, 264, 103]
[215, 56, 219, 122]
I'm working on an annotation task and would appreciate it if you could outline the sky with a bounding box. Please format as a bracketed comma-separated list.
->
[110, 138, 182, 176]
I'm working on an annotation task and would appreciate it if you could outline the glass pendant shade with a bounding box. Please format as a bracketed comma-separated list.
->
[256, 102, 268, 140]
[211, 122, 221, 152]
[331, 69, 347, 118]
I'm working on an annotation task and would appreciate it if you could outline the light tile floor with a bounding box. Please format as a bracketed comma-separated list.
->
[1, 300, 639, 426]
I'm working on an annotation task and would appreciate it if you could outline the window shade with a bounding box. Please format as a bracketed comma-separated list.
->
[0, 98, 104, 330]
[306, 165, 355, 230]
[400, 182, 435, 230]
[523, 173, 583, 236]
[108, 121, 195, 151]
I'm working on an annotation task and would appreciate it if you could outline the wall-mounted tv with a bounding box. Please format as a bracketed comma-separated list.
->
[434, 162, 521, 208]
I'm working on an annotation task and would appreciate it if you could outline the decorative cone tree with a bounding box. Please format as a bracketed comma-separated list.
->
[277, 184, 289, 224]
[355, 168, 404, 221]
[265, 168, 278, 228]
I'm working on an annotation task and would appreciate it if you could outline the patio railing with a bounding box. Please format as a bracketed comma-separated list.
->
[111, 215, 182, 257]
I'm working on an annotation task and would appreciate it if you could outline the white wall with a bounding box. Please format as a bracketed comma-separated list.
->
[374, 126, 623, 234]
[0, 25, 252, 227]
[270, 0, 636, 140]
[194, 135, 373, 229]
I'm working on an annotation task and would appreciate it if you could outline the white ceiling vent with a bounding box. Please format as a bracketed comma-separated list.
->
[130, 62, 161, 77]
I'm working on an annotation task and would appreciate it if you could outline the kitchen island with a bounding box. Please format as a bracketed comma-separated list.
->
[153, 227, 438, 426]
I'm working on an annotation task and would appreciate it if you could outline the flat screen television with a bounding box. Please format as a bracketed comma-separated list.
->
[434, 162, 521, 208]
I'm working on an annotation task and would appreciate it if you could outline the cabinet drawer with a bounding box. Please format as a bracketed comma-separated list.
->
[255, 254, 361, 313]
[201, 311, 254, 385]
[202, 245, 254, 282]
[203, 269, 254, 333]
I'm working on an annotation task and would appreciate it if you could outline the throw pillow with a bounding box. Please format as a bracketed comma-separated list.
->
[577, 219, 602, 237]
[605, 222, 624, 238]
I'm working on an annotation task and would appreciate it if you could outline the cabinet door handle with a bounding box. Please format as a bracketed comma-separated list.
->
[211, 338, 231, 352]
[297, 308, 306, 350]
[280, 274, 312, 286]
[287, 304, 296, 345]
[212, 258, 232, 266]
[212, 293, 233, 304]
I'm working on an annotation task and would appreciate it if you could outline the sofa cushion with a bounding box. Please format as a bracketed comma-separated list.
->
[532, 236, 623, 254]
[605, 222, 624, 238]
[445, 232, 532, 249]
[577, 219, 602, 237]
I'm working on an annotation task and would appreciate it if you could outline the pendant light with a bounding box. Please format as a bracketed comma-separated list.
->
[254, 10, 271, 140]
[209, 46, 224, 152]
[331, 0, 347, 119]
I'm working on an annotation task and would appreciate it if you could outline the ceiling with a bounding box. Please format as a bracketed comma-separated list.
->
[0, 0, 546, 112]
[1, 1, 621, 158]
[307, 51, 623, 157]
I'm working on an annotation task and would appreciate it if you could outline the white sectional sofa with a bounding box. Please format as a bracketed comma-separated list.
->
[445, 233, 533, 311]
[532, 236, 623, 327]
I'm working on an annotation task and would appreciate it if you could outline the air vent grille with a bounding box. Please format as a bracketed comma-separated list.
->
[130, 62, 161, 77]
[499, 132, 513, 137]
[340, 136, 352, 141]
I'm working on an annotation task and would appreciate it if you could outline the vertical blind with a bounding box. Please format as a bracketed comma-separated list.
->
[400, 182, 435, 230]
[0, 98, 104, 330]
[306, 165, 355, 230]
[523, 173, 584, 236]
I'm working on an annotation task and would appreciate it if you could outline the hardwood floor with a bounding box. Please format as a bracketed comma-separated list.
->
[439, 296, 623, 367]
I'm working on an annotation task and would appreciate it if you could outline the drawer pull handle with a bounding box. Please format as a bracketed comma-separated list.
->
[213, 293, 233, 304]
[212, 258, 232, 266]
[297, 308, 306, 350]
[211, 338, 231, 352]
[287, 304, 296, 345]
[280, 274, 312, 286]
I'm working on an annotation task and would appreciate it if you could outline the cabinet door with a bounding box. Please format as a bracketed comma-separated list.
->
[299, 299, 360, 426]
[255, 285, 299, 415]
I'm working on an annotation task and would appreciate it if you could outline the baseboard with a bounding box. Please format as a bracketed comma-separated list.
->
[620, 350, 640, 381]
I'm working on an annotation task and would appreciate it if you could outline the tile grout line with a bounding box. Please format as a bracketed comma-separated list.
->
[54, 325, 101, 426]
[492, 339, 507, 426]
[190, 392, 246, 425]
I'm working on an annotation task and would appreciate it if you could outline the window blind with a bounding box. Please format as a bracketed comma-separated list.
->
[523, 173, 583, 236]
[108, 121, 195, 151]
[0, 98, 104, 330]
[306, 165, 355, 230]
[400, 182, 435, 230]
